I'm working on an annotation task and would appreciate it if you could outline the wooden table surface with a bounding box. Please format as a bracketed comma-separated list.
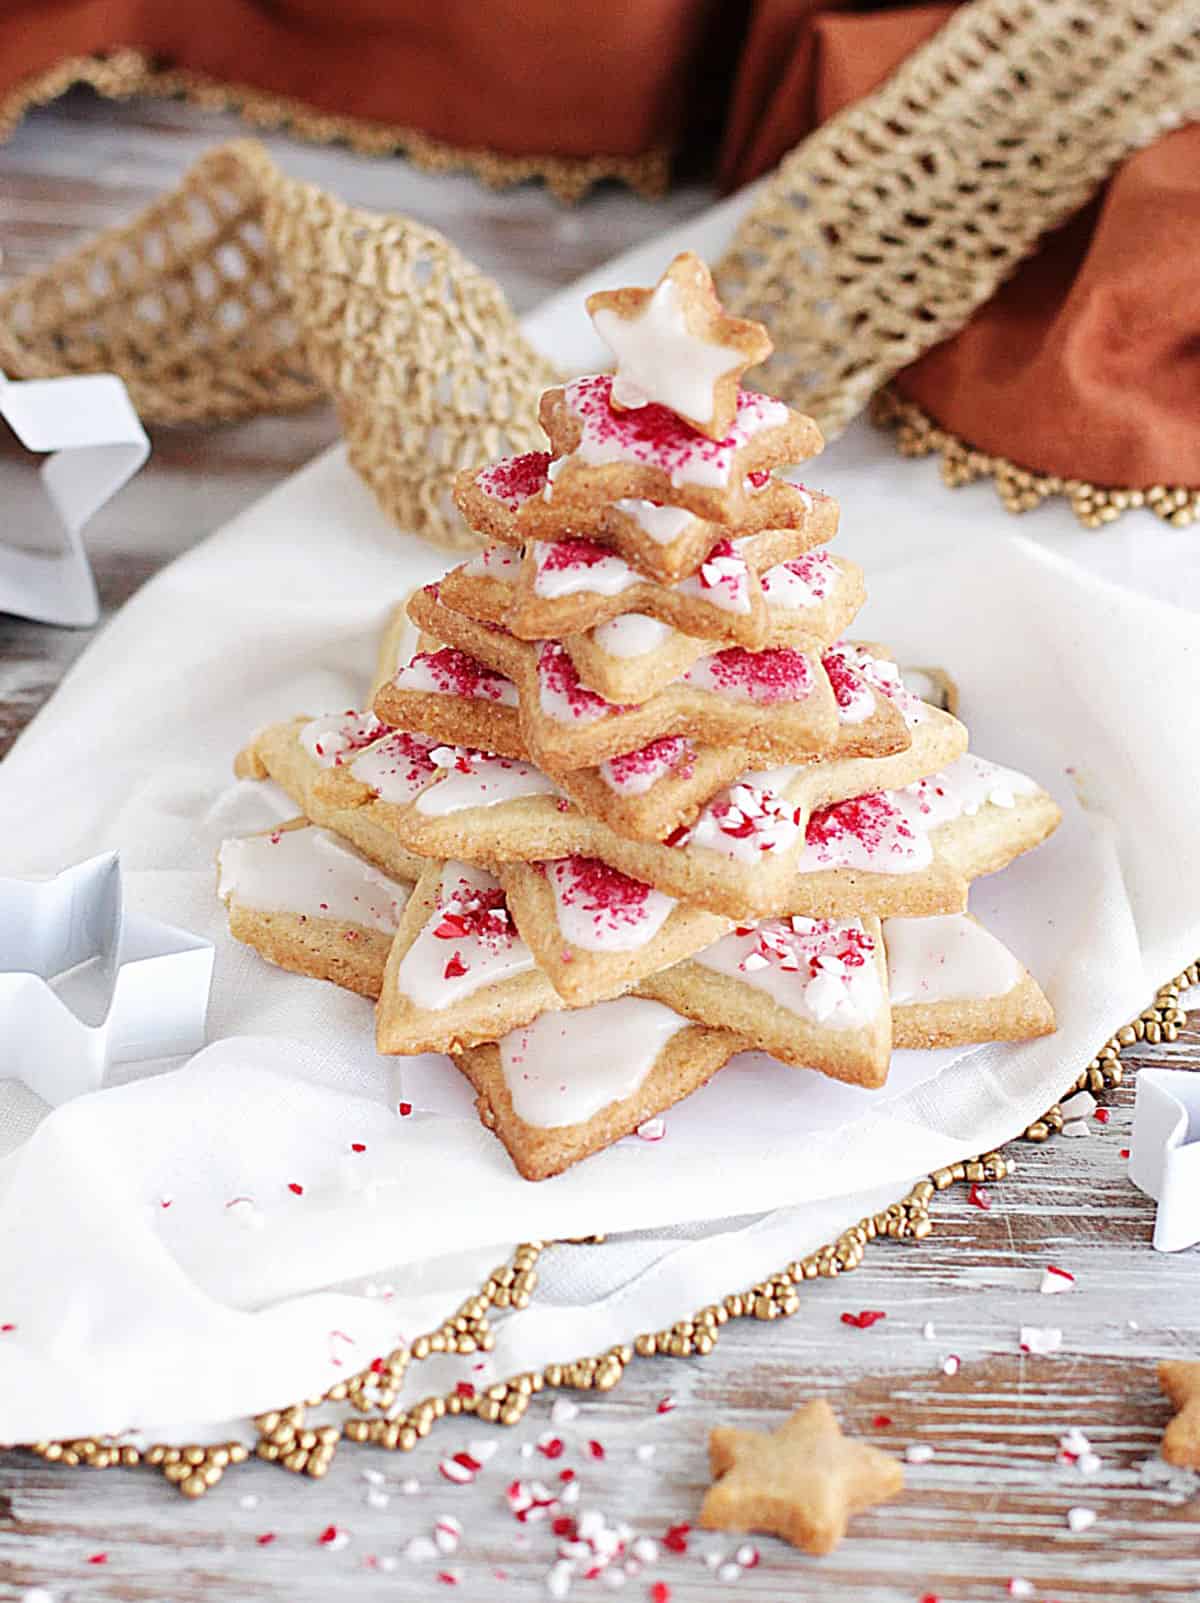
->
[2, 91, 1198, 1603]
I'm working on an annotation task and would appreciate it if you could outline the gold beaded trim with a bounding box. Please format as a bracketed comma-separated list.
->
[17, 959, 1194, 1497]
[871, 388, 1199, 532]
[0, 49, 670, 204]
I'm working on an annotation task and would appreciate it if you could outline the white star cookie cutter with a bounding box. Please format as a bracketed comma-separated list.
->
[0, 852, 213, 1107]
[0, 369, 149, 626]
[1129, 1068, 1200, 1252]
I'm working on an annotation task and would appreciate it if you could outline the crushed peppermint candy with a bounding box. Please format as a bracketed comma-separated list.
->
[317, 1525, 348, 1550]
[905, 1444, 935, 1464]
[476, 451, 551, 508]
[636, 1117, 666, 1142]
[1066, 1507, 1098, 1533]
[434, 1515, 463, 1554]
[1020, 1326, 1063, 1355]
[841, 1309, 887, 1329]
[434, 878, 512, 947]
[1008, 1579, 1035, 1598]
[1041, 1264, 1076, 1294]
[942, 1354, 961, 1376]
[600, 736, 694, 796]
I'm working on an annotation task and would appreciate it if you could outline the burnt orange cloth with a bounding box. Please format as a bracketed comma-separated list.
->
[3, 0, 1197, 487]
[720, 1, 1200, 488]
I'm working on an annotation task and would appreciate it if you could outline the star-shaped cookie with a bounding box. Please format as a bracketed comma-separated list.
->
[700, 1399, 903, 1554]
[1159, 1360, 1200, 1467]
[586, 252, 772, 440]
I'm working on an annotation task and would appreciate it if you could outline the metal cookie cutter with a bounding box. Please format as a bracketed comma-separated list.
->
[0, 369, 149, 627]
[0, 852, 213, 1106]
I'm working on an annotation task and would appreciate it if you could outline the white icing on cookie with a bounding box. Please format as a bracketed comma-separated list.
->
[218, 826, 409, 933]
[613, 499, 697, 544]
[463, 543, 520, 579]
[675, 539, 752, 614]
[894, 756, 1039, 830]
[415, 751, 560, 816]
[591, 275, 747, 426]
[560, 375, 788, 490]
[531, 538, 639, 599]
[680, 646, 814, 705]
[598, 737, 695, 797]
[885, 914, 1023, 1004]
[300, 710, 387, 768]
[536, 642, 620, 725]
[825, 642, 924, 727]
[395, 862, 533, 1009]
[761, 550, 835, 610]
[695, 917, 882, 1029]
[592, 612, 674, 658]
[546, 855, 676, 953]
[391, 647, 519, 707]
[498, 997, 687, 1127]
[350, 731, 439, 805]
[687, 779, 805, 863]
[794, 793, 932, 875]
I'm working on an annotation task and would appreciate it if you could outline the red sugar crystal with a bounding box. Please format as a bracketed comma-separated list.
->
[806, 793, 911, 851]
[287, 1182, 304, 1196]
[968, 1183, 991, 1210]
[702, 645, 812, 704]
[477, 450, 551, 508]
[539, 537, 620, 573]
[650, 1585, 673, 1603]
[443, 952, 468, 980]
[872, 1414, 893, 1429]
[537, 640, 623, 718]
[604, 736, 693, 789]
[662, 1523, 689, 1553]
[551, 855, 655, 929]
[841, 1309, 887, 1329]
[416, 647, 512, 702]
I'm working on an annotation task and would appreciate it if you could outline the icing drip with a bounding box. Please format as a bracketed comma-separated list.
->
[687, 780, 804, 863]
[599, 736, 695, 797]
[681, 646, 813, 705]
[675, 539, 752, 614]
[415, 750, 560, 816]
[592, 613, 674, 658]
[560, 375, 788, 490]
[498, 997, 687, 1128]
[475, 451, 551, 509]
[613, 499, 697, 543]
[695, 916, 882, 1029]
[217, 826, 409, 933]
[395, 862, 533, 1009]
[894, 755, 1039, 830]
[761, 551, 835, 610]
[300, 710, 387, 768]
[546, 855, 676, 953]
[392, 647, 519, 708]
[795, 793, 932, 874]
[350, 731, 439, 805]
[536, 641, 624, 724]
[531, 538, 638, 600]
[463, 544, 520, 579]
[885, 914, 1023, 1004]
[591, 275, 747, 425]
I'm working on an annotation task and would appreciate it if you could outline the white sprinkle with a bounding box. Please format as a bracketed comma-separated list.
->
[1040, 1265, 1076, 1295]
[321, 1529, 349, 1551]
[469, 1439, 499, 1464]
[623, 1558, 641, 1577]
[718, 1561, 742, 1581]
[1008, 1580, 1035, 1598]
[942, 1354, 961, 1376]
[922, 1321, 936, 1340]
[636, 1117, 666, 1142]
[1129, 1319, 1140, 1331]
[1079, 1451, 1102, 1476]
[361, 1467, 386, 1487]
[703, 1549, 725, 1569]
[365, 1488, 389, 1510]
[238, 1494, 260, 1510]
[1062, 1119, 1091, 1138]
[521, 1442, 536, 1459]
[1060, 1090, 1098, 1121]
[906, 1444, 935, 1464]
[552, 1398, 581, 1425]
[400, 1477, 421, 1495]
[546, 1559, 574, 1598]
[602, 1570, 626, 1589]
[405, 1535, 437, 1561]
[560, 1479, 581, 1507]
[631, 1537, 658, 1563]
[634, 1444, 657, 1463]
[1067, 1507, 1098, 1533]
[23, 1591, 54, 1603]
[378, 1556, 397, 1572]
[1060, 1427, 1091, 1458]
[1020, 1325, 1063, 1355]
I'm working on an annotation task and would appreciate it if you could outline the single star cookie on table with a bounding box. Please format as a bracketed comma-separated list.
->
[700, 1399, 904, 1555]
[1159, 1360, 1200, 1467]
[586, 252, 772, 440]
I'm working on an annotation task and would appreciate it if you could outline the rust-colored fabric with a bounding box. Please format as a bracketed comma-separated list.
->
[2, 0, 1197, 488]
[0, 0, 720, 160]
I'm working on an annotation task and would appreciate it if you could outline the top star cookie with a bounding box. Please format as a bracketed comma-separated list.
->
[586, 252, 773, 440]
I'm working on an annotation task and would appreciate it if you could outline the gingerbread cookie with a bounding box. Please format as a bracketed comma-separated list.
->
[452, 997, 742, 1180]
[1159, 1361, 1200, 1468]
[382, 644, 526, 759]
[700, 1399, 904, 1555]
[886, 913, 1055, 1048]
[586, 252, 773, 440]
[535, 374, 823, 528]
[217, 819, 414, 999]
[497, 854, 730, 1006]
[375, 860, 560, 1056]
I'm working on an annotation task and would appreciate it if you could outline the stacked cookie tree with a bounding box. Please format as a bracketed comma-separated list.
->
[224, 254, 1062, 1181]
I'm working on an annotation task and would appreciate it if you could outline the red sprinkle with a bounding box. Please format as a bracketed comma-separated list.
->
[559, 1468, 575, 1483]
[398, 1102, 413, 1117]
[437, 1572, 459, 1586]
[86, 1553, 108, 1565]
[872, 1414, 893, 1429]
[552, 1515, 578, 1539]
[841, 1310, 887, 1330]
[317, 1525, 341, 1545]
[656, 1395, 676, 1415]
[662, 1523, 689, 1554]
[256, 1533, 277, 1546]
[455, 1380, 476, 1398]
[443, 952, 468, 979]
[968, 1183, 991, 1210]
[0, 1323, 15, 1332]
[1094, 1107, 1111, 1124]
[650, 1585, 672, 1603]
[350, 1142, 366, 1153]
[586, 1439, 605, 1460]
[369, 1357, 388, 1375]
[288, 1182, 304, 1196]
[538, 1436, 565, 1459]
[1120, 1148, 1130, 1159]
